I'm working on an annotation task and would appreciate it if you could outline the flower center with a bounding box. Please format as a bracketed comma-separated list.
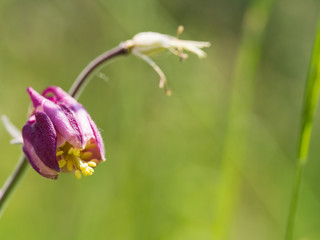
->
[56, 142, 98, 179]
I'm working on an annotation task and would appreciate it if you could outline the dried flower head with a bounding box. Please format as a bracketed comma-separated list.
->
[123, 26, 211, 95]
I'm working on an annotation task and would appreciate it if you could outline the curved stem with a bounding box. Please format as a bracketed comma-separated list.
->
[69, 44, 128, 98]
[0, 44, 128, 217]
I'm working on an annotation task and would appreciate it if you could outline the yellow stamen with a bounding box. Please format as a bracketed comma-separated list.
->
[86, 167, 94, 175]
[56, 150, 64, 157]
[75, 170, 82, 179]
[68, 147, 74, 155]
[80, 152, 93, 160]
[177, 25, 184, 37]
[90, 159, 99, 164]
[80, 162, 88, 171]
[72, 148, 80, 156]
[67, 160, 74, 171]
[88, 161, 97, 168]
[55, 141, 101, 178]
[85, 142, 95, 150]
[58, 159, 66, 168]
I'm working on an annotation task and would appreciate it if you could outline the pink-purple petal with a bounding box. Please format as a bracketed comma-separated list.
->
[27, 87, 46, 108]
[43, 86, 77, 105]
[23, 140, 59, 179]
[22, 112, 60, 172]
[43, 86, 95, 149]
[68, 104, 94, 148]
[88, 116, 105, 160]
[42, 100, 82, 149]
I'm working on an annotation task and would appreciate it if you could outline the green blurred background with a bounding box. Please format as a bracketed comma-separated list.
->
[0, 0, 319, 239]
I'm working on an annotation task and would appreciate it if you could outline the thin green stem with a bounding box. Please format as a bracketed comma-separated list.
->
[285, 17, 320, 240]
[285, 162, 304, 240]
[0, 155, 29, 217]
[0, 44, 128, 217]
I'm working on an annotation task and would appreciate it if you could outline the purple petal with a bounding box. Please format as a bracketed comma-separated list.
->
[42, 86, 67, 99]
[27, 87, 46, 108]
[23, 142, 59, 179]
[22, 112, 60, 172]
[43, 86, 77, 106]
[43, 86, 94, 148]
[22, 112, 60, 179]
[88, 116, 105, 160]
[42, 100, 83, 148]
[67, 104, 94, 148]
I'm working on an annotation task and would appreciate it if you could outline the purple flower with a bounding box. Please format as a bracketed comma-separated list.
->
[22, 86, 105, 179]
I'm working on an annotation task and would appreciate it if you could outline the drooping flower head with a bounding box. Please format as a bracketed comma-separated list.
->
[22, 86, 105, 179]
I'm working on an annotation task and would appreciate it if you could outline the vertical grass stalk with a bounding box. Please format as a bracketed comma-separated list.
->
[285, 17, 320, 240]
[212, 0, 273, 238]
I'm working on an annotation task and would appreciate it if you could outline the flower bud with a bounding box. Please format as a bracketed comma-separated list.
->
[22, 86, 105, 179]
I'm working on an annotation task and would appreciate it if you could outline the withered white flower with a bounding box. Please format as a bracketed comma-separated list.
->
[123, 26, 210, 95]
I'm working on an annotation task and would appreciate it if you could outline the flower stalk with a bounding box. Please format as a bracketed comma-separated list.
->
[69, 45, 128, 98]
[0, 154, 29, 217]
[285, 17, 320, 240]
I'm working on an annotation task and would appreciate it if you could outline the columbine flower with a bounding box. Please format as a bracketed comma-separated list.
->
[22, 86, 105, 179]
[123, 26, 210, 95]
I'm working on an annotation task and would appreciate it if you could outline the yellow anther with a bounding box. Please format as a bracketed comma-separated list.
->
[75, 170, 82, 179]
[56, 151, 64, 157]
[58, 159, 66, 168]
[85, 167, 93, 175]
[85, 142, 95, 150]
[67, 160, 74, 171]
[80, 152, 93, 160]
[80, 162, 88, 171]
[91, 159, 99, 164]
[88, 161, 97, 168]
[72, 148, 80, 156]
[68, 147, 74, 155]
[177, 25, 184, 37]
[83, 170, 88, 176]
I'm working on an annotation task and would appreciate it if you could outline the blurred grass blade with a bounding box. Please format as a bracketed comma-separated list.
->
[285, 17, 320, 240]
[212, 0, 274, 239]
